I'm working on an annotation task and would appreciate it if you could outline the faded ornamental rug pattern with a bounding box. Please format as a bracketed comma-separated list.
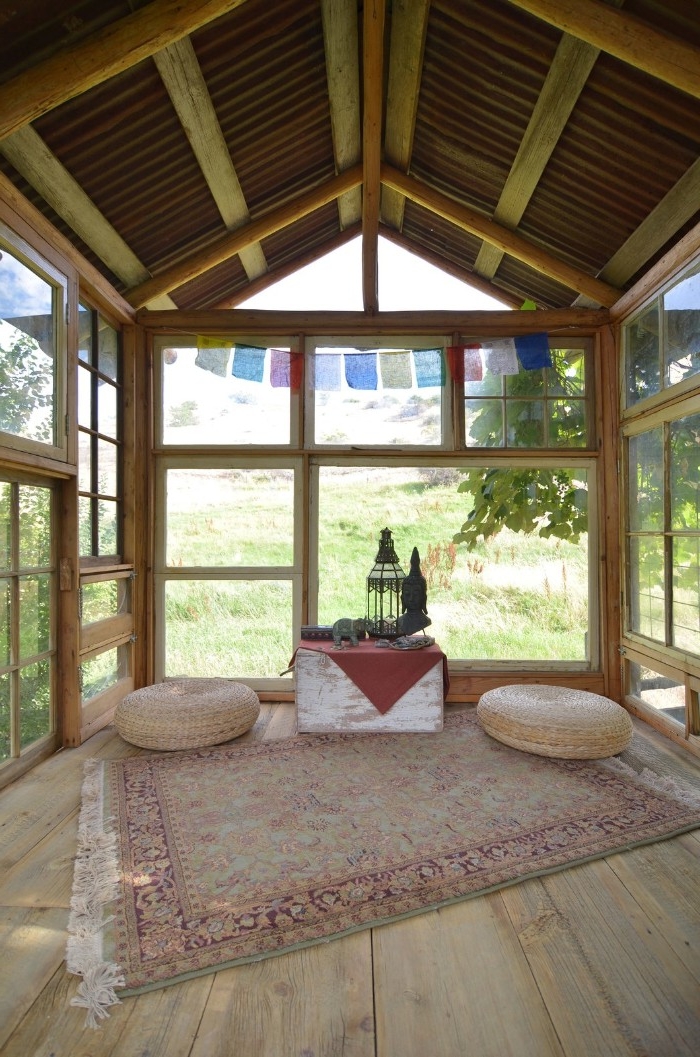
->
[67, 710, 700, 1025]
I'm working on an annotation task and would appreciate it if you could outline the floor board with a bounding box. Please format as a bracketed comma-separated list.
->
[1, 708, 698, 1056]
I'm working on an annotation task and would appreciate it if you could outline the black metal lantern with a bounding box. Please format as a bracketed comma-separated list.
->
[366, 528, 405, 637]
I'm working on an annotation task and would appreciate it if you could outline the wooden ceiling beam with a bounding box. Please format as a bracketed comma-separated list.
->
[0, 126, 176, 309]
[153, 37, 267, 283]
[362, 0, 386, 313]
[0, 0, 250, 141]
[382, 164, 621, 306]
[474, 32, 601, 279]
[321, 0, 362, 230]
[126, 165, 364, 309]
[507, 0, 700, 100]
[381, 0, 431, 231]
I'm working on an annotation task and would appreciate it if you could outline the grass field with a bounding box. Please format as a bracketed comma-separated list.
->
[164, 466, 590, 678]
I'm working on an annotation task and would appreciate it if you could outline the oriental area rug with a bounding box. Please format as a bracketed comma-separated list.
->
[67, 709, 700, 1026]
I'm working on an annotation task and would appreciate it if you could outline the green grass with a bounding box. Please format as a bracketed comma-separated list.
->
[164, 468, 591, 677]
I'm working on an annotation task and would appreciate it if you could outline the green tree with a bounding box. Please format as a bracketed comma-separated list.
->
[0, 330, 53, 443]
[453, 350, 588, 550]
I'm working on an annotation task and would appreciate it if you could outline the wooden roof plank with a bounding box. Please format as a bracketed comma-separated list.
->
[321, 0, 362, 230]
[153, 37, 267, 281]
[0, 125, 176, 309]
[362, 0, 385, 312]
[382, 163, 621, 306]
[475, 32, 601, 279]
[381, 0, 431, 230]
[0, 0, 252, 141]
[126, 164, 364, 308]
[508, 0, 700, 100]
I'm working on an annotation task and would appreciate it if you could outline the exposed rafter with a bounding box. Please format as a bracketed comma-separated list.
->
[0, 126, 176, 309]
[507, 0, 700, 99]
[321, 0, 362, 230]
[474, 32, 601, 279]
[153, 37, 267, 283]
[381, 164, 621, 306]
[0, 0, 251, 141]
[126, 166, 364, 308]
[362, 0, 385, 312]
[381, 0, 431, 231]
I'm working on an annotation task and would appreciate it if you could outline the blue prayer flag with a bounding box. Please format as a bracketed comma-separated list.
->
[232, 344, 266, 382]
[413, 348, 445, 388]
[345, 352, 378, 390]
[515, 333, 552, 370]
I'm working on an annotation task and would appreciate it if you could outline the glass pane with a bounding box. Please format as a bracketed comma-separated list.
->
[673, 537, 699, 655]
[625, 302, 660, 406]
[317, 466, 590, 662]
[80, 645, 128, 702]
[664, 267, 700, 389]
[97, 500, 118, 555]
[97, 380, 117, 440]
[548, 400, 587, 447]
[464, 372, 502, 397]
[548, 348, 586, 396]
[78, 302, 91, 363]
[628, 430, 664, 531]
[506, 401, 545, 447]
[0, 247, 56, 446]
[165, 468, 295, 566]
[19, 659, 51, 747]
[78, 431, 92, 492]
[162, 346, 291, 445]
[628, 536, 665, 640]
[165, 579, 292, 678]
[505, 368, 544, 396]
[465, 400, 503, 446]
[0, 672, 9, 761]
[97, 437, 118, 496]
[78, 363, 92, 428]
[18, 484, 51, 568]
[0, 482, 10, 570]
[0, 578, 10, 666]
[98, 319, 119, 381]
[670, 413, 700, 531]
[628, 661, 685, 727]
[19, 574, 51, 658]
[313, 348, 442, 446]
[79, 495, 93, 556]
[81, 578, 130, 625]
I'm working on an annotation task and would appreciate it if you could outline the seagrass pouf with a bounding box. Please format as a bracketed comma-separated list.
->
[114, 678, 260, 751]
[477, 684, 634, 759]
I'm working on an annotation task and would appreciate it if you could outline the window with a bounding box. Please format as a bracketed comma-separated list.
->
[624, 262, 700, 408]
[0, 477, 56, 765]
[153, 335, 596, 684]
[78, 303, 122, 559]
[0, 223, 67, 459]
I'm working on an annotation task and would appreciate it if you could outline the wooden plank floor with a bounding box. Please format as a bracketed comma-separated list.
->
[1, 703, 699, 1057]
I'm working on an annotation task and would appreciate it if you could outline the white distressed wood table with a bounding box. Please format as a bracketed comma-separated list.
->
[294, 640, 447, 733]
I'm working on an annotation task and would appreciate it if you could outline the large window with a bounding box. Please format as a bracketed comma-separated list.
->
[0, 222, 67, 460]
[153, 335, 596, 684]
[622, 256, 700, 738]
[0, 477, 56, 765]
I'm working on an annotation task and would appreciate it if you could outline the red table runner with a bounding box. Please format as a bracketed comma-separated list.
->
[293, 640, 449, 714]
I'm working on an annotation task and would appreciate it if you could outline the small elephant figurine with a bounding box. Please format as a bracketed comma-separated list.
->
[332, 617, 366, 648]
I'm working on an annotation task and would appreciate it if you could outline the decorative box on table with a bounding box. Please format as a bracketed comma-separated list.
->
[294, 639, 448, 733]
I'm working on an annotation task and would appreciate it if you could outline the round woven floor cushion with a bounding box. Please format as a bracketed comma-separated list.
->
[477, 684, 633, 759]
[115, 678, 260, 751]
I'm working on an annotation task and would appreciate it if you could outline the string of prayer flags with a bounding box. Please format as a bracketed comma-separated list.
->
[379, 351, 413, 389]
[270, 349, 302, 390]
[195, 336, 232, 376]
[514, 332, 553, 370]
[232, 344, 266, 382]
[413, 348, 445, 388]
[482, 338, 519, 375]
[345, 352, 378, 390]
[312, 352, 342, 390]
